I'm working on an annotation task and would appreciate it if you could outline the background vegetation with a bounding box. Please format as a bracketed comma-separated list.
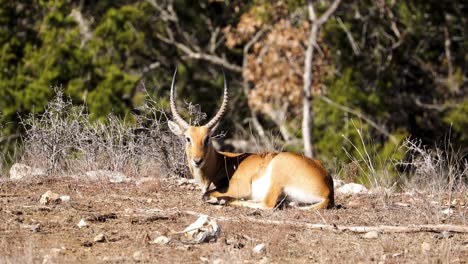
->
[0, 1, 466, 186]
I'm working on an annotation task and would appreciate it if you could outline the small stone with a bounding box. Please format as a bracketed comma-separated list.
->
[50, 248, 65, 256]
[59, 196, 70, 202]
[347, 200, 362, 208]
[77, 219, 87, 228]
[39, 191, 61, 205]
[9, 163, 46, 180]
[395, 202, 410, 207]
[333, 179, 345, 188]
[133, 250, 143, 261]
[85, 170, 130, 183]
[152, 235, 170, 245]
[363, 231, 379, 239]
[93, 233, 107, 243]
[441, 208, 453, 215]
[435, 231, 453, 239]
[199, 257, 209, 263]
[253, 243, 266, 254]
[42, 254, 53, 264]
[213, 259, 223, 264]
[20, 223, 41, 232]
[146, 198, 153, 203]
[337, 183, 368, 195]
[81, 241, 93, 247]
[421, 242, 431, 253]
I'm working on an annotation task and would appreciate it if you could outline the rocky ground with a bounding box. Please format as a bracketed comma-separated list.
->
[0, 175, 467, 263]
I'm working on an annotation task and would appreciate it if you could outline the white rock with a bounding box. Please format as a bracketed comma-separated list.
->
[50, 248, 65, 256]
[333, 179, 345, 188]
[337, 183, 368, 195]
[421, 242, 431, 253]
[213, 259, 223, 264]
[85, 170, 130, 183]
[363, 231, 379, 239]
[152, 236, 170, 245]
[77, 219, 88, 228]
[253, 243, 266, 254]
[9, 163, 46, 180]
[133, 251, 143, 260]
[39, 191, 61, 205]
[59, 196, 70, 202]
[441, 208, 453, 215]
[182, 215, 220, 244]
[93, 233, 106, 242]
[135, 177, 156, 185]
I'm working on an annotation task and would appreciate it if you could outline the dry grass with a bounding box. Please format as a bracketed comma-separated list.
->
[400, 137, 467, 195]
[18, 88, 189, 179]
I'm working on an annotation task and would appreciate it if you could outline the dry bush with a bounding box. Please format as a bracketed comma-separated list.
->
[19, 89, 190, 178]
[340, 125, 467, 198]
[400, 137, 467, 194]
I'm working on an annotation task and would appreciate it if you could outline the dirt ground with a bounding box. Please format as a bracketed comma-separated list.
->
[1, 176, 467, 264]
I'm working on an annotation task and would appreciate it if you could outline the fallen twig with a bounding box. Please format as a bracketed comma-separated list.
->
[173, 209, 468, 234]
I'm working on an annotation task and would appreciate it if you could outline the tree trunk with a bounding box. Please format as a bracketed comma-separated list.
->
[302, 4, 319, 158]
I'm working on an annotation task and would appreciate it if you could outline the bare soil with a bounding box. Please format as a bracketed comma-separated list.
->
[1, 176, 467, 263]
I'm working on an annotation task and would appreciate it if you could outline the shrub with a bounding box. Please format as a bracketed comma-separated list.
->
[19, 88, 190, 178]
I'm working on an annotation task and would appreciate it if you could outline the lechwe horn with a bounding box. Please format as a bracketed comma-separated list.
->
[205, 72, 228, 129]
[170, 67, 189, 129]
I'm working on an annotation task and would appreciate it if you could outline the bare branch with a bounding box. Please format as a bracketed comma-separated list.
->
[337, 17, 360, 55]
[156, 33, 241, 73]
[444, 27, 453, 78]
[317, 0, 342, 25]
[165, 208, 468, 234]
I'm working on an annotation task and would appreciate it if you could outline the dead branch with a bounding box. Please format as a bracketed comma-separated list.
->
[337, 17, 360, 55]
[316, 0, 342, 25]
[234, 218, 468, 234]
[156, 34, 241, 73]
[174, 209, 468, 234]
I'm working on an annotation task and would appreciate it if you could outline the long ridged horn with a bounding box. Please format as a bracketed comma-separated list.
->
[205, 72, 228, 129]
[170, 67, 189, 130]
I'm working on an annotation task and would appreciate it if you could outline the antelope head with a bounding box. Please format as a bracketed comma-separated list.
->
[168, 69, 228, 191]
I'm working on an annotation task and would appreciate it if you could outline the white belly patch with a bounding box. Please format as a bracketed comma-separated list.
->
[250, 162, 273, 201]
[283, 187, 324, 204]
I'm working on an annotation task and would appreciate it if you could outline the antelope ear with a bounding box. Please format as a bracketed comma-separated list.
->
[168, 120, 184, 136]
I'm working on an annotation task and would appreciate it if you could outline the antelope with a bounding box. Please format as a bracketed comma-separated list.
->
[168, 69, 334, 209]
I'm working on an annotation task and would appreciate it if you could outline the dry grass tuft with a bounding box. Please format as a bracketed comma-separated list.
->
[18, 88, 190, 178]
[400, 136, 467, 195]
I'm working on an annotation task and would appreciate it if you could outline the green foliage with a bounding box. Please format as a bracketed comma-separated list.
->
[444, 100, 468, 146]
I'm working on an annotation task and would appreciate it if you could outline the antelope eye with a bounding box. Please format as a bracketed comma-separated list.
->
[203, 137, 209, 147]
[185, 137, 191, 143]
